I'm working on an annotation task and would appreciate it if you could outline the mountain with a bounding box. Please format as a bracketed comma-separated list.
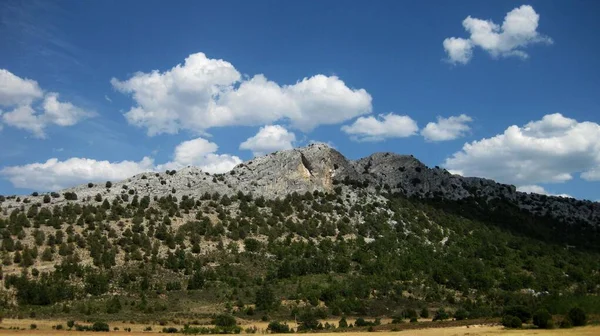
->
[0, 144, 598, 327]
[3, 143, 598, 229]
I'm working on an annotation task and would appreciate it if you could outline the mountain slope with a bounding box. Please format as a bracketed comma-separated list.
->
[0, 144, 598, 324]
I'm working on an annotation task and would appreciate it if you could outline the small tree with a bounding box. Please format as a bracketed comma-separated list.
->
[503, 305, 531, 323]
[213, 314, 236, 327]
[105, 181, 112, 188]
[67, 320, 75, 329]
[502, 315, 522, 328]
[338, 317, 348, 328]
[420, 307, 429, 318]
[433, 308, 449, 321]
[43, 195, 51, 203]
[255, 283, 278, 312]
[267, 321, 291, 333]
[533, 309, 553, 329]
[568, 307, 586, 326]
[454, 308, 469, 321]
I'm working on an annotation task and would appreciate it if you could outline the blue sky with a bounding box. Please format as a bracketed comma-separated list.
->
[0, 0, 599, 201]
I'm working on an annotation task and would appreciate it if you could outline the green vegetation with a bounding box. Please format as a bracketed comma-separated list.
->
[0, 183, 597, 328]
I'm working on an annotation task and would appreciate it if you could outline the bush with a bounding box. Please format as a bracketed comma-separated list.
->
[338, 317, 348, 328]
[67, 320, 75, 329]
[454, 308, 469, 321]
[433, 308, 449, 321]
[533, 309, 553, 329]
[560, 318, 573, 329]
[43, 195, 51, 203]
[502, 315, 522, 328]
[568, 307, 586, 326]
[92, 321, 110, 332]
[30, 324, 37, 329]
[213, 314, 236, 327]
[503, 305, 531, 323]
[420, 308, 429, 318]
[64, 192, 77, 200]
[88, 183, 94, 188]
[105, 181, 112, 188]
[267, 321, 291, 333]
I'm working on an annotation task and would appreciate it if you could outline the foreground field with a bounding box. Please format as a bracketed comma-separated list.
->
[0, 319, 598, 336]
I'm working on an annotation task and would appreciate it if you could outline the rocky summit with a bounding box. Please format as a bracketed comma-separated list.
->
[2, 143, 598, 228]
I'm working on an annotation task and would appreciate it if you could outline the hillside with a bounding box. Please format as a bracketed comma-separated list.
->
[0, 144, 598, 329]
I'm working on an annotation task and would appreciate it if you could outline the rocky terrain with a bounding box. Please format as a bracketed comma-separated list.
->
[1, 143, 598, 227]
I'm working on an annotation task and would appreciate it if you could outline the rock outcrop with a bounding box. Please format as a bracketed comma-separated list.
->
[1, 143, 598, 227]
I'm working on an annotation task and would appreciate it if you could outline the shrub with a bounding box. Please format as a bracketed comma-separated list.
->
[105, 181, 112, 188]
[162, 327, 178, 333]
[502, 315, 522, 328]
[92, 321, 110, 332]
[433, 308, 449, 321]
[454, 308, 469, 321]
[43, 195, 51, 203]
[213, 314, 236, 327]
[88, 183, 94, 188]
[568, 307, 587, 326]
[420, 308, 429, 318]
[30, 324, 37, 330]
[503, 305, 531, 323]
[338, 317, 348, 328]
[64, 192, 78, 200]
[267, 321, 291, 333]
[533, 309, 553, 329]
[55, 324, 64, 330]
[560, 318, 573, 329]
[67, 320, 75, 329]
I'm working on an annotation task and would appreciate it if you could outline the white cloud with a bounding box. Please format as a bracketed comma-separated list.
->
[443, 5, 552, 64]
[1, 137, 241, 191]
[421, 114, 473, 141]
[0, 69, 93, 137]
[444, 113, 600, 185]
[240, 125, 296, 156]
[104, 95, 112, 102]
[341, 113, 418, 142]
[0, 69, 43, 106]
[1, 157, 155, 191]
[111, 52, 372, 135]
[442, 38, 473, 65]
[157, 137, 242, 173]
[517, 185, 571, 198]
[1, 104, 46, 137]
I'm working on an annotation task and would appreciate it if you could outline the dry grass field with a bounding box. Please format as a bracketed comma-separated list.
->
[0, 318, 598, 336]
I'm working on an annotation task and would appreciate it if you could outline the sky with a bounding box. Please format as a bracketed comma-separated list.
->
[0, 0, 599, 201]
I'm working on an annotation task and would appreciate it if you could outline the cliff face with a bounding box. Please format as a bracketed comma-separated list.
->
[1, 143, 598, 227]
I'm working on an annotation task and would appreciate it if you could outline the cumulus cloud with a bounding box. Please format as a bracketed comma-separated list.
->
[443, 5, 552, 64]
[1, 157, 155, 191]
[0, 69, 93, 137]
[444, 113, 600, 185]
[111, 52, 372, 135]
[240, 125, 296, 156]
[1, 137, 241, 191]
[0, 69, 43, 106]
[517, 185, 572, 198]
[421, 114, 472, 141]
[157, 137, 242, 173]
[341, 113, 418, 142]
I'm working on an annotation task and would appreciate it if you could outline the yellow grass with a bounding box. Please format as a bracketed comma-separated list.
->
[0, 319, 597, 335]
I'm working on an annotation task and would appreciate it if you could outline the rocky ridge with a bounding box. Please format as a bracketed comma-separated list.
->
[1, 143, 598, 227]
